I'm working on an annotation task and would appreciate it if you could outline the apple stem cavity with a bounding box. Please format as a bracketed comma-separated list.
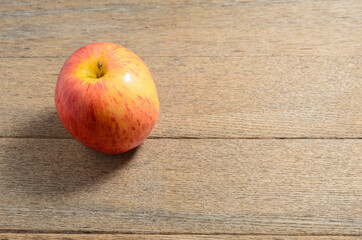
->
[96, 61, 104, 78]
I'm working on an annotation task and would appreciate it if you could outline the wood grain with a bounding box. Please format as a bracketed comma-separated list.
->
[0, 0, 361, 57]
[1, 138, 361, 235]
[0, 233, 361, 240]
[1, 56, 361, 139]
[1, 0, 361, 237]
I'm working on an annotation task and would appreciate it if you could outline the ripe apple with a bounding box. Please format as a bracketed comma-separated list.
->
[55, 42, 159, 154]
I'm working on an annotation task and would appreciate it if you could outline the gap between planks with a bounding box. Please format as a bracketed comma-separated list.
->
[1, 230, 362, 236]
[1, 136, 362, 140]
[1, 55, 361, 58]
[0, 233, 361, 240]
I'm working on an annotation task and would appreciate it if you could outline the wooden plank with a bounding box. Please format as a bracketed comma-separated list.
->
[0, 0, 231, 12]
[0, 138, 361, 235]
[0, 0, 361, 57]
[0, 233, 361, 240]
[1, 56, 361, 138]
[0, 0, 179, 12]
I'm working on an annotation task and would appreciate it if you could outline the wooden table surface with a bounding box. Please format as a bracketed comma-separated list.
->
[1, 0, 361, 239]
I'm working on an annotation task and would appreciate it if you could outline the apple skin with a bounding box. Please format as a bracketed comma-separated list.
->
[55, 42, 159, 154]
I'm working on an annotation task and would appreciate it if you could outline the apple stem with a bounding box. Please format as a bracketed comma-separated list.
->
[97, 61, 103, 78]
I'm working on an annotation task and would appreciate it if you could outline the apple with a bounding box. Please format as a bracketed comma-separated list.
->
[55, 42, 159, 154]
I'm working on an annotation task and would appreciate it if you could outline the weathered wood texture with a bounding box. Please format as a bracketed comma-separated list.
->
[1, 0, 361, 139]
[1, 56, 361, 138]
[1, 0, 361, 238]
[1, 139, 361, 235]
[0, 233, 361, 240]
[0, 0, 361, 57]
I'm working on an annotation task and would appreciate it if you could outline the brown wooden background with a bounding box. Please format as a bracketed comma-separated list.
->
[0, 0, 361, 239]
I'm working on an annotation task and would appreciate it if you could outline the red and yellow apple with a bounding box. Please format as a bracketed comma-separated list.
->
[55, 42, 159, 154]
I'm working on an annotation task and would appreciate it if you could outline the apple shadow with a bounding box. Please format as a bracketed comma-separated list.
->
[9, 106, 72, 138]
[2, 108, 138, 197]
